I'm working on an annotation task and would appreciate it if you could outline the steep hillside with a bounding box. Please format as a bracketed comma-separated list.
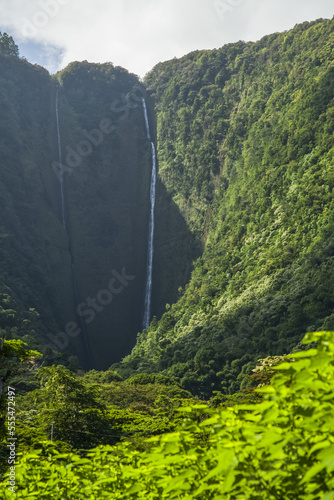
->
[116, 18, 334, 396]
[0, 53, 197, 370]
[1, 19, 334, 387]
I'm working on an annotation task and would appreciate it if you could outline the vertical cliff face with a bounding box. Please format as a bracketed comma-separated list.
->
[0, 56, 76, 343]
[0, 56, 152, 369]
[56, 63, 153, 368]
[0, 55, 197, 370]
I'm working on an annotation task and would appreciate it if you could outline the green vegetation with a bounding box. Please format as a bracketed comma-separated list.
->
[0, 359, 196, 459]
[117, 17, 334, 396]
[0, 336, 41, 474]
[0, 33, 19, 57]
[1, 19, 334, 498]
[1, 331, 333, 498]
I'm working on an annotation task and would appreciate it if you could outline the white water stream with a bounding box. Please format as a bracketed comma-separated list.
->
[142, 99, 157, 329]
[55, 89, 66, 229]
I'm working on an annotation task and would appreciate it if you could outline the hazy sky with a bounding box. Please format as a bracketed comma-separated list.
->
[1, 0, 333, 77]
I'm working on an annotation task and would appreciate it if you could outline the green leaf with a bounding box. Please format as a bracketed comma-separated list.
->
[286, 349, 318, 359]
[302, 463, 327, 483]
[321, 492, 334, 500]
[204, 449, 236, 480]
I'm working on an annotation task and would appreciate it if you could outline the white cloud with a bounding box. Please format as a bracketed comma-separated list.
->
[0, 0, 333, 76]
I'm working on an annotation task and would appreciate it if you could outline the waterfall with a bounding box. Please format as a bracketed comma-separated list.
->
[143, 98, 151, 140]
[54, 88, 92, 366]
[142, 98, 157, 329]
[55, 89, 66, 229]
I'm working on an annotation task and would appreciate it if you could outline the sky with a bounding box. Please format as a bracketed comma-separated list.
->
[0, 0, 333, 78]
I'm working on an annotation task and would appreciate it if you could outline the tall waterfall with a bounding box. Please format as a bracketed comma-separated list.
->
[54, 89, 92, 365]
[55, 89, 66, 229]
[142, 98, 157, 329]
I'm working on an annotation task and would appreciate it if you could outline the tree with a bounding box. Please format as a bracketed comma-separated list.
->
[36, 365, 120, 449]
[0, 32, 19, 57]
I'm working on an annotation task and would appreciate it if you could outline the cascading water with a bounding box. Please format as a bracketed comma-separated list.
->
[55, 88, 66, 229]
[54, 88, 92, 366]
[142, 98, 157, 329]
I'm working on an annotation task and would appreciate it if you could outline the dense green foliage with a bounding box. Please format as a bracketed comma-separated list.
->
[0, 336, 41, 474]
[0, 362, 196, 463]
[0, 33, 19, 57]
[117, 17, 334, 396]
[1, 19, 334, 499]
[1, 331, 333, 499]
